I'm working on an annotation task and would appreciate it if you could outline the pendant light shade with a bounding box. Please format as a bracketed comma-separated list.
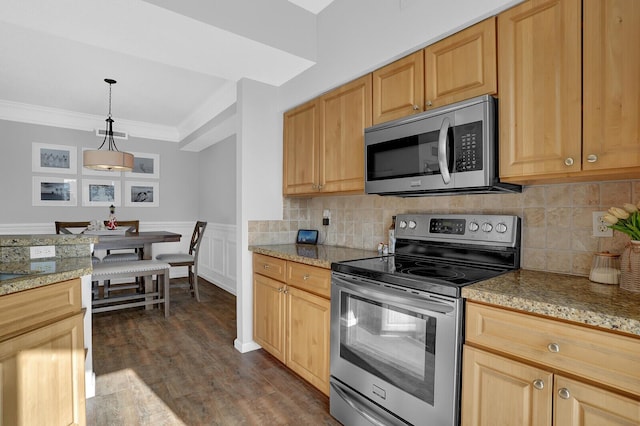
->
[83, 79, 134, 171]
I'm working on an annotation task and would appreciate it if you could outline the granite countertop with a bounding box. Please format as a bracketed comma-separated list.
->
[0, 233, 96, 296]
[0, 256, 93, 296]
[462, 269, 640, 337]
[249, 244, 380, 269]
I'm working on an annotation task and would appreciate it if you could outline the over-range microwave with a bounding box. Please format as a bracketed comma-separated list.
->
[364, 95, 521, 196]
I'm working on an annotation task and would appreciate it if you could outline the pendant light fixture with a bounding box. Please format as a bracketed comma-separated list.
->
[83, 78, 134, 171]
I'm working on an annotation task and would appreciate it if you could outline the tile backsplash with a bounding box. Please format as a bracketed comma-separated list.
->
[249, 180, 639, 276]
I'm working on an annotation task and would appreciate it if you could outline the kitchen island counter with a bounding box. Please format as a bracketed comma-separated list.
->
[463, 269, 640, 337]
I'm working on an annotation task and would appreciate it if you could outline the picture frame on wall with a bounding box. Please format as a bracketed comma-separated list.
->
[82, 179, 121, 207]
[32, 143, 77, 174]
[124, 152, 159, 179]
[125, 181, 159, 207]
[81, 147, 123, 176]
[32, 176, 77, 206]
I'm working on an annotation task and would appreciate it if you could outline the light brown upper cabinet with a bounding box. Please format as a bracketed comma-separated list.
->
[583, 0, 640, 173]
[499, 0, 640, 184]
[283, 74, 371, 196]
[372, 51, 424, 125]
[372, 18, 497, 125]
[424, 17, 497, 110]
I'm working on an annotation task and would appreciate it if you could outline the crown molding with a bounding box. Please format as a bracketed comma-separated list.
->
[0, 99, 180, 142]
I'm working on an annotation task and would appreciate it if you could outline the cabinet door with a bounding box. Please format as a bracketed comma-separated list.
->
[498, 0, 582, 181]
[583, 0, 640, 171]
[0, 312, 85, 426]
[319, 74, 371, 194]
[424, 17, 497, 110]
[286, 286, 330, 396]
[283, 99, 320, 195]
[253, 274, 286, 363]
[554, 375, 640, 426]
[461, 346, 552, 426]
[372, 51, 424, 124]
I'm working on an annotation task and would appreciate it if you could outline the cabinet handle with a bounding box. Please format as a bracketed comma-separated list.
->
[303, 274, 310, 280]
[283, 289, 289, 295]
[547, 343, 560, 353]
[558, 388, 571, 399]
[587, 154, 598, 163]
[278, 287, 284, 293]
[318, 184, 323, 190]
[263, 264, 270, 269]
[312, 184, 318, 190]
[564, 157, 574, 166]
[412, 104, 420, 111]
[532, 379, 544, 390]
[426, 100, 433, 107]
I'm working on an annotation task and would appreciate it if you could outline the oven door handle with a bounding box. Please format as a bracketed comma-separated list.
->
[331, 381, 400, 426]
[438, 117, 451, 185]
[334, 276, 455, 314]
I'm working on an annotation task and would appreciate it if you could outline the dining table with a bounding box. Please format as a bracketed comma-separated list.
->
[91, 231, 182, 260]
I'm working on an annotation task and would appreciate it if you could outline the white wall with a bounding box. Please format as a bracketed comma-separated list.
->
[278, 0, 523, 110]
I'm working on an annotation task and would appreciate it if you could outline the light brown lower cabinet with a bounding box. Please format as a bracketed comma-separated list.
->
[461, 302, 640, 426]
[253, 253, 331, 395]
[0, 278, 86, 425]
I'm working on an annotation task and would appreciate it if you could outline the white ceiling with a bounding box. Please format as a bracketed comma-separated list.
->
[0, 0, 334, 143]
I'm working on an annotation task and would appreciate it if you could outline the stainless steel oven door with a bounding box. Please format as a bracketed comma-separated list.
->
[330, 272, 463, 426]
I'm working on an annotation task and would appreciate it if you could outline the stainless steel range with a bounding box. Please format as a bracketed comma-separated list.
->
[330, 213, 521, 426]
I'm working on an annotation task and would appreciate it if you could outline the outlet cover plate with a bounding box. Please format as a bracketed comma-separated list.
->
[592, 212, 613, 237]
[30, 245, 56, 259]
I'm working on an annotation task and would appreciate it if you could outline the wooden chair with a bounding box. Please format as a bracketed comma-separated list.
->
[101, 220, 142, 262]
[156, 221, 207, 302]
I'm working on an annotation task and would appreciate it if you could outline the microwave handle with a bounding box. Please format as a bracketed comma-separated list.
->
[438, 117, 451, 184]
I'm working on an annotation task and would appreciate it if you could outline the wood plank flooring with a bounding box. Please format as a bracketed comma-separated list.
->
[87, 278, 341, 425]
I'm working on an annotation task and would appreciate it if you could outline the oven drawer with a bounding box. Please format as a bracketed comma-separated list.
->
[286, 262, 330, 298]
[253, 254, 286, 282]
[465, 302, 640, 396]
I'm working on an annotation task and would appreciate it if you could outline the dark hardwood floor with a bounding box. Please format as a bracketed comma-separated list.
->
[87, 278, 341, 425]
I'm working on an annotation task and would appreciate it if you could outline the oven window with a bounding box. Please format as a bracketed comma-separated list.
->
[339, 292, 436, 405]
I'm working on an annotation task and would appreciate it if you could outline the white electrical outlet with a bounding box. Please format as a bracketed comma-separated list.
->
[592, 212, 613, 237]
[30, 245, 56, 259]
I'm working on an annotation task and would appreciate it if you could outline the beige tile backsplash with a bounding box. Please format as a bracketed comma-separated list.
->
[249, 181, 638, 277]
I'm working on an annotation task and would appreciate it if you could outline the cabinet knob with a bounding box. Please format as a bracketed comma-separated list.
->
[303, 274, 310, 280]
[547, 343, 560, 353]
[318, 184, 323, 190]
[412, 104, 420, 111]
[587, 154, 598, 163]
[558, 388, 571, 399]
[532, 379, 545, 390]
[564, 157, 574, 166]
[283, 289, 289, 295]
[426, 100, 433, 107]
[278, 287, 284, 293]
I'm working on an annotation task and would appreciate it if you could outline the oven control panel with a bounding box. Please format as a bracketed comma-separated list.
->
[396, 214, 520, 247]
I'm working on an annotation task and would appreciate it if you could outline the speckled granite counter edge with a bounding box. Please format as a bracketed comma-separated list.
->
[0, 266, 93, 296]
[462, 271, 640, 337]
[250, 246, 332, 268]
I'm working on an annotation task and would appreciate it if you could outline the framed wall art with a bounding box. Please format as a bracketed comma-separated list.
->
[125, 181, 159, 207]
[32, 176, 77, 206]
[82, 179, 121, 207]
[124, 152, 159, 179]
[32, 143, 77, 174]
[81, 147, 123, 176]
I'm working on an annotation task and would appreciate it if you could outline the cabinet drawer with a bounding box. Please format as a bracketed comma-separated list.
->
[253, 254, 286, 282]
[465, 302, 640, 396]
[0, 278, 82, 341]
[286, 262, 331, 299]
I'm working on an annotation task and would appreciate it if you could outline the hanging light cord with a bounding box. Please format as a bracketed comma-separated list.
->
[96, 80, 123, 152]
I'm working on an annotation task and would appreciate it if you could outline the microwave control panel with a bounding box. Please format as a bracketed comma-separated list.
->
[453, 121, 483, 172]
